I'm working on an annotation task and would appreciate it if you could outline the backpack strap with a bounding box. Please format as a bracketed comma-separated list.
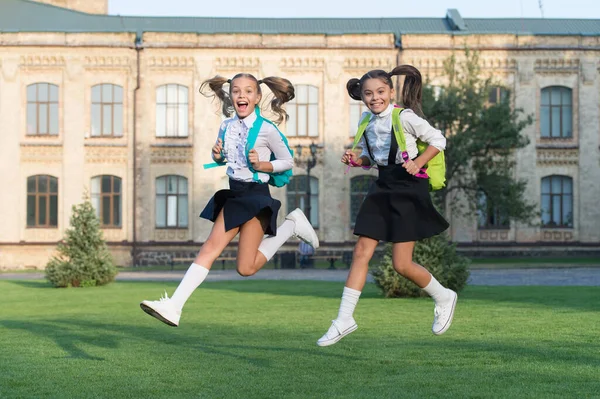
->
[351, 113, 372, 151]
[391, 107, 407, 152]
[245, 107, 265, 182]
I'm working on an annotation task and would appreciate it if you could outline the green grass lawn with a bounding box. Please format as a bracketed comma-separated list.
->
[1, 280, 599, 398]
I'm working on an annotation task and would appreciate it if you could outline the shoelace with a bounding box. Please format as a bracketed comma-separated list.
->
[158, 291, 170, 303]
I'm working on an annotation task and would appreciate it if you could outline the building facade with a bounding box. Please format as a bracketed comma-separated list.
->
[1, 0, 599, 268]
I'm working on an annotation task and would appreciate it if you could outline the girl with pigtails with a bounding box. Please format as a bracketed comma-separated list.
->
[317, 66, 457, 346]
[141, 73, 319, 327]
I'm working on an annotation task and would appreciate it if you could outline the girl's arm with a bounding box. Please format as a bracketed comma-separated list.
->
[402, 110, 446, 168]
[253, 126, 294, 173]
[356, 135, 373, 166]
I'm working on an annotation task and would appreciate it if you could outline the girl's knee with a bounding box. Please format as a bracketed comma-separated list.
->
[393, 260, 414, 275]
[236, 259, 258, 277]
[237, 265, 257, 277]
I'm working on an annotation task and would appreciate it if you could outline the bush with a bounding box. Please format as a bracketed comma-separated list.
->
[371, 233, 470, 298]
[45, 200, 117, 288]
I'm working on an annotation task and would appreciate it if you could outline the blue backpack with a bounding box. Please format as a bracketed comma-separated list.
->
[203, 107, 293, 188]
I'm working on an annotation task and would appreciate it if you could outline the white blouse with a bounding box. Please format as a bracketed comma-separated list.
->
[213, 111, 293, 183]
[358, 104, 446, 166]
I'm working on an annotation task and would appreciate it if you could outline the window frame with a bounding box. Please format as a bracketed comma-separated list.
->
[26, 175, 58, 228]
[155, 175, 189, 229]
[286, 175, 319, 228]
[155, 84, 189, 138]
[27, 83, 59, 136]
[541, 175, 573, 228]
[91, 83, 124, 137]
[286, 84, 319, 137]
[91, 175, 122, 228]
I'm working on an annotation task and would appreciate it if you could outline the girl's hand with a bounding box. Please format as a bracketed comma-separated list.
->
[341, 150, 360, 166]
[248, 149, 261, 170]
[403, 159, 421, 175]
[212, 139, 223, 161]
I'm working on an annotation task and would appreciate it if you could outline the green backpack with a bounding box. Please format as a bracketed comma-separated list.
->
[351, 107, 446, 191]
[203, 107, 293, 188]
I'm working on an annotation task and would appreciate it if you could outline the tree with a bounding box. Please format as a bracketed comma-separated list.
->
[421, 48, 536, 224]
[45, 199, 117, 288]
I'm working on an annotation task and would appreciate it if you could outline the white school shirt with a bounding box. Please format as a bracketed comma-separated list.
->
[358, 104, 446, 166]
[213, 111, 293, 183]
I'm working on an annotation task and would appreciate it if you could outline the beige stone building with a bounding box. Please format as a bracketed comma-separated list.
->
[1, 0, 599, 269]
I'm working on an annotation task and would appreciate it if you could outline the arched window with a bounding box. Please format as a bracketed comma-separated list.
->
[26, 175, 58, 227]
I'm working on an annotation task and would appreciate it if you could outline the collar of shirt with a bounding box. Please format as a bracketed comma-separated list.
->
[232, 109, 258, 130]
[371, 103, 394, 120]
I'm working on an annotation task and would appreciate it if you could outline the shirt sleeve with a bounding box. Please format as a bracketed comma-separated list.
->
[401, 109, 446, 151]
[266, 125, 294, 173]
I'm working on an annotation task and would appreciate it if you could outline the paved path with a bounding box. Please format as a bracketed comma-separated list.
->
[1, 267, 600, 286]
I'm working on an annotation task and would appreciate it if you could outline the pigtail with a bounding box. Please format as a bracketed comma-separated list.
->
[260, 76, 295, 125]
[346, 78, 362, 101]
[389, 65, 423, 116]
[199, 75, 234, 117]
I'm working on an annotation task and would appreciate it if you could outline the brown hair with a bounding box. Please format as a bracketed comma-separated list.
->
[347, 65, 423, 116]
[200, 73, 295, 125]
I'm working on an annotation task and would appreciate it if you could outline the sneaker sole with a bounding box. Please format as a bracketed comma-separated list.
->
[317, 324, 358, 347]
[288, 209, 320, 249]
[140, 302, 179, 327]
[432, 291, 457, 336]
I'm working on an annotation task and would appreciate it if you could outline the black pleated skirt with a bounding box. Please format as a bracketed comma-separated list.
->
[353, 163, 449, 242]
[199, 178, 281, 235]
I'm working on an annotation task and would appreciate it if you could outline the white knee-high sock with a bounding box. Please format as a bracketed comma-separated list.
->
[257, 219, 295, 261]
[170, 263, 209, 310]
[422, 274, 450, 304]
[337, 286, 361, 321]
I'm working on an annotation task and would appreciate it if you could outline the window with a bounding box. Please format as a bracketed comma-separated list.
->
[156, 175, 188, 228]
[27, 175, 58, 227]
[91, 175, 122, 228]
[350, 176, 376, 226]
[541, 176, 573, 228]
[156, 84, 188, 137]
[287, 176, 319, 228]
[477, 192, 509, 229]
[488, 86, 509, 105]
[540, 86, 572, 138]
[349, 98, 369, 137]
[287, 85, 318, 137]
[27, 83, 58, 135]
[91, 84, 123, 137]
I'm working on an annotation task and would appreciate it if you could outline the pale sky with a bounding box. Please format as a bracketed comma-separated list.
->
[108, 0, 599, 19]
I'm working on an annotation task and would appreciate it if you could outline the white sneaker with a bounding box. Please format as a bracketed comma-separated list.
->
[286, 208, 319, 249]
[140, 292, 181, 327]
[432, 289, 457, 335]
[317, 318, 358, 347]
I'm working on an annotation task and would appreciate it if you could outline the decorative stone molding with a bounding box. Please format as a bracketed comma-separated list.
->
[541, 230, 574, 242]
[85, 147, 128, 164]
[280, 57, 325, 70]
[20, 55, 66, 68]
[343, 57, 393, 71]
[478, 230, 510, 241]
[534, 58, 579, 73]
[480, 58, 517, 70]
[20, 144, 63, 163]
[215, 57, 260, 69]
[84, 56, 131, 69]
[536, 148, 579, 166]
[23, 229, 62, 241]
[155, 229, 189, 241]
[148, 56, 195, 69]
[403, 57, 445, 71]
[150, 147, 192, 164]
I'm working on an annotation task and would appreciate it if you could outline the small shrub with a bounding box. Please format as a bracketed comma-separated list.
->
[45, 200, 117, 288]
[371, 233, 470, 298]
